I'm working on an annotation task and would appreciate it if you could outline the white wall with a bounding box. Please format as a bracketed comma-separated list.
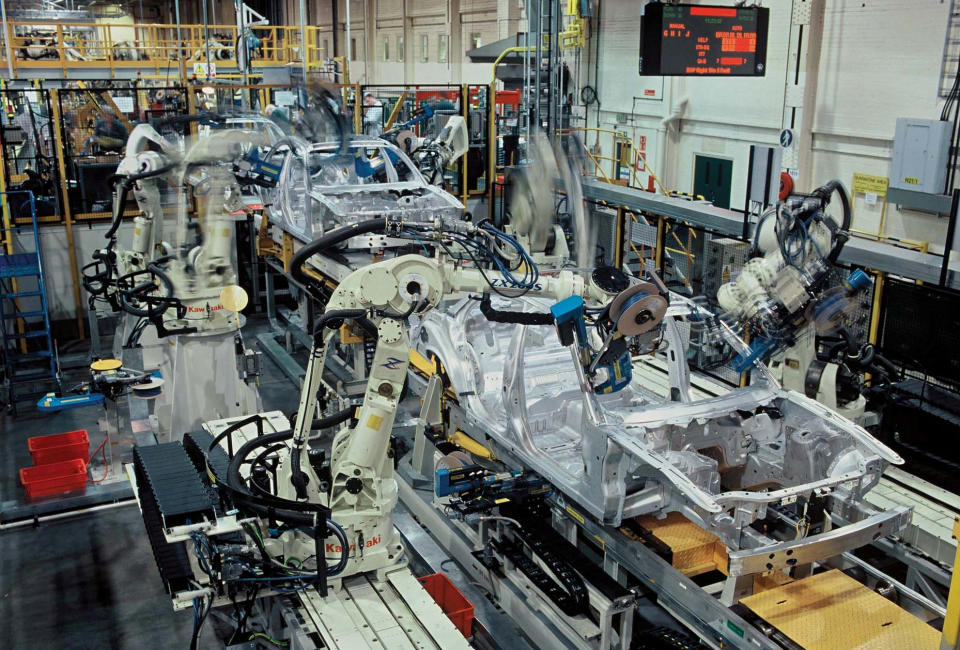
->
[809, 0, 951, 248]
[12, 222, 136, 322]
[589, 0, 954, 251]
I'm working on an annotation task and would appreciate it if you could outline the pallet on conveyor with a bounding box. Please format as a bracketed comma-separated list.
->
[740, 568, 940, 649]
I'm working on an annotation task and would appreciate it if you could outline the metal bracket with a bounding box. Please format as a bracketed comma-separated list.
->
[412, 374, 444, 478]
[727, 505, 912, 576]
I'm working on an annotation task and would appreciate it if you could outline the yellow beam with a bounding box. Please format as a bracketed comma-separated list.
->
[353, 84, 362, 134]
[943, 517, 960, 648]
[384, 89, 408, 130]
[448, 430, 496, 460]
[865, 270, 885, 385]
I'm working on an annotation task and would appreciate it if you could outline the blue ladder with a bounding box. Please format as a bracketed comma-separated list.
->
[0, 190, 60, 415]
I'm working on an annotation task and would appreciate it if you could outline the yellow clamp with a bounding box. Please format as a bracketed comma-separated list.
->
[448, 430, 495, 460]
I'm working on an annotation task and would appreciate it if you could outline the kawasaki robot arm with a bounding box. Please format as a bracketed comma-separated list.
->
[279, 217, 667, 580]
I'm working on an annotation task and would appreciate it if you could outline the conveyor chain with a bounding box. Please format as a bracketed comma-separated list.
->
[495, 524, 589, 616]
[132, 442, 214, 594]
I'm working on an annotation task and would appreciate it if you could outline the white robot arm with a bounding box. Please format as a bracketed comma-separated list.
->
[116, 124, 177, 263]
[276, 217, 665, 579]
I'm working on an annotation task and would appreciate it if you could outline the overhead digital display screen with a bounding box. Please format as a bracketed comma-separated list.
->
[639, 3, 769, 77]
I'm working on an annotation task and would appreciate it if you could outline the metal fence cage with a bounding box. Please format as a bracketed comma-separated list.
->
[57, 84, 189, 221]
[0, 88, 62, 223]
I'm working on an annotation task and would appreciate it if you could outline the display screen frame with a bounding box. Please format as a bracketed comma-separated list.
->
[639, 2, 770, 77]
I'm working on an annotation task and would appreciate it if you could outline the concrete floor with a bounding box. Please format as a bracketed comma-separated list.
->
[0, 316, 304, 649]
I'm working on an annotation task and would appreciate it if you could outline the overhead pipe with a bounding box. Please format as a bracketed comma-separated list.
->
[345, 0, 352, 78]
[1, 0, 14, 80]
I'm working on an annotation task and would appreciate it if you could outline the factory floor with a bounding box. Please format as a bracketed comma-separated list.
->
[0, 315, 303, 649]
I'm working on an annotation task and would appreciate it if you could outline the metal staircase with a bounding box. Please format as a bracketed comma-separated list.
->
[0, 190, 60, 414]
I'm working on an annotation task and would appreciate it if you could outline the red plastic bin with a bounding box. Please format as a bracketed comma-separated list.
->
[19, 459, 88, 499]
[28, 429, 90, 465]
[418, 572, 474, 637]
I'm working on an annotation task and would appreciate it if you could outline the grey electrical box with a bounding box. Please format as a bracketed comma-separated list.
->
[890, 118, 953, 194]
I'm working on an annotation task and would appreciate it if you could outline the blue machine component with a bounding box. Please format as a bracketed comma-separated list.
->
[841, 268, 872, 294]
[37, 391, 105, 412]
[390, 102, 435, 133]
[354, 152, 389, 178]
[551, 295, 633, 394]
[731, 336, 779, 374]
[239, 148, 283, 182]
[551, 296, 588, 347]
[436, 466, 523, 497]
[593, 353, 633, 394]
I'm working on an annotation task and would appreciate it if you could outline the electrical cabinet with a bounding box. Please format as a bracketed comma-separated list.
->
[890, 118, 952, 194]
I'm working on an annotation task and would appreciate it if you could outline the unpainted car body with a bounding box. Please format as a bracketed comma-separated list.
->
[264, 136, 463, 246]
[414, 291, 903, 552]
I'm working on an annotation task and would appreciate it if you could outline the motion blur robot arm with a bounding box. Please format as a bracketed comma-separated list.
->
[82, 124, 178, 311]
[115, 124, 177, 268]
[716, 180, 888, 421]
[389, 105, 469, 185]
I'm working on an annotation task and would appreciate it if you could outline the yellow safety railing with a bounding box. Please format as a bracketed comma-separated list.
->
[558, 127, 628, 183]
[558, 126, 671, 195]
[558, 127, 700, 281]
[0, 21, 328, 78]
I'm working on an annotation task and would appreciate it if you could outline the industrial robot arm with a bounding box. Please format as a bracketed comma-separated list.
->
[278, 217, 666, 579]
[81, 125, 178, 309]
[716, 180, 882, 419]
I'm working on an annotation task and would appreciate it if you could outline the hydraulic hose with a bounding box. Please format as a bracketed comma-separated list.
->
[221, 430, 321, 524]
[311, 405, 355, 431]
[814, 180, 852, 263]
[218, 418, 351, 578]
[104, 183, 131, 240]
[289, 218, 388, 289]
[479, 293, 553, 325]
[818, 180, 852, 231]
[117, 260, 176, 319]
[264, 137, 305, 161]
[104, 162, 179, 241]
[311, 308, 369, 347]
[291, 405, 355, 499]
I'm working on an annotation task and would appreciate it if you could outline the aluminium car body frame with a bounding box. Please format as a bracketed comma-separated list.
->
[412, 290, 908, 573]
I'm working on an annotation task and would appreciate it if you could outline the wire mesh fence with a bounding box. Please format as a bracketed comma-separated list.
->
[57, 83, 189, 219]
[0, 88, 61, 222]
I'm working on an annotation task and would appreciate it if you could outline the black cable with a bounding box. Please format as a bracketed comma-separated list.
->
[942, 52, 960, 122]
[311, 405, 355, 431]
[289, 218, 388, 294]
[310, 308, 369, 347]
[949, 80, 960, 192]
[478, 293, 553, 325]
[104, 182, 131, 240]
[190, 591, 211, 650]
[208, 429, 321, 525]
[291, 405, 355, 499]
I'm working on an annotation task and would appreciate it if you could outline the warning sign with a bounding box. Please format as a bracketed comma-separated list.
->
[851, 173, 888, 197]
[193, 62, 216, 78]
